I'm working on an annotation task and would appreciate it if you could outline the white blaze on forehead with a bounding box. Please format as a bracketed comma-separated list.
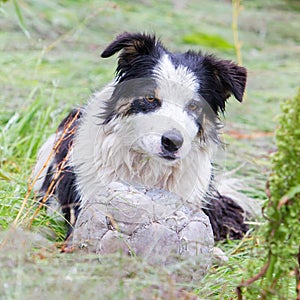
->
[153, 54, 199, 105]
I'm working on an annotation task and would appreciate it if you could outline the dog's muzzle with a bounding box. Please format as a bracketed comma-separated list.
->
[159, 129, 183, 160]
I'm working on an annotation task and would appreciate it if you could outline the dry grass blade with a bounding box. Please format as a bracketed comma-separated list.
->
[12, 109, 81, 230]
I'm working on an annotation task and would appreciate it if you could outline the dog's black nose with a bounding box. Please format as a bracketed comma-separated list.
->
[161, 129, 184, 152]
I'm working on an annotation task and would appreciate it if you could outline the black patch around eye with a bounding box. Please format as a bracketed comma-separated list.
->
[100, 78, 158, 124]
[128, 97, 161, 115]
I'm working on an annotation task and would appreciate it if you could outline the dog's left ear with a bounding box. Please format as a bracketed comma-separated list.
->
[203, 55, 247, 105]
[101, 32, 159, 63]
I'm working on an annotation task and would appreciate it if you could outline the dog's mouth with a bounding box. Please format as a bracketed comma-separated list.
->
[137, 137, 181, 161]
[158, 151, 179, 161]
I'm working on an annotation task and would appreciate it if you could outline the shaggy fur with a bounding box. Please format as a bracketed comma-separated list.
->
[34, 32, 248, 239]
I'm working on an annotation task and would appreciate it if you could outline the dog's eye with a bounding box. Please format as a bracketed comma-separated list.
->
[187, 102, 198, 111]
[145, 95, 156, 103]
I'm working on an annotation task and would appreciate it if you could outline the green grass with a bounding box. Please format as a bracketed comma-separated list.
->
[183, 32, 234, 51]
[0, 0, 299, 299]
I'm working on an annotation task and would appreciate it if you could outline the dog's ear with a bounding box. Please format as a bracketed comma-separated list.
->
[101, 32, 158, 62]
[203, 55, 247, 107]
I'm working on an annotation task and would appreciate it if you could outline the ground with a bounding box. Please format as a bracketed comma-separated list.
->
[0, 0, 299, 299]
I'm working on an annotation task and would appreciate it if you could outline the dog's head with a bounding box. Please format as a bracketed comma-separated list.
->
[100, 32, 247, 163]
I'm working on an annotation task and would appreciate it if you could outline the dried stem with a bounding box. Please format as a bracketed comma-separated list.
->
[236, 256, 270, 300]
[232, 0, 243, 66]
[13, 109, 80, 229]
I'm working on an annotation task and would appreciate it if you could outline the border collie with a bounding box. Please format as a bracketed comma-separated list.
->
[33, 32, 248, 242]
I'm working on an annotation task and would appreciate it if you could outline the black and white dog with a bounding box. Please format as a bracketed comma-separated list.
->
[34, 32, 248, 241]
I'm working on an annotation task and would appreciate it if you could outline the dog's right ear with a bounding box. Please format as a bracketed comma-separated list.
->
[101, 32, 158, 61]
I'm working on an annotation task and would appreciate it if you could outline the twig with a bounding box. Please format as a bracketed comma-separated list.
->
[297, 246, 300, 300]
[236, 257, 270, 300]
[232, 0, 243, 66]
[28, 110, 81, 227]
[12, 109, 80, 230]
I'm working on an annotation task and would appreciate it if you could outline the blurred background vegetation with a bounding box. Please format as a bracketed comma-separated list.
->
[0, 0, 299, 299]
